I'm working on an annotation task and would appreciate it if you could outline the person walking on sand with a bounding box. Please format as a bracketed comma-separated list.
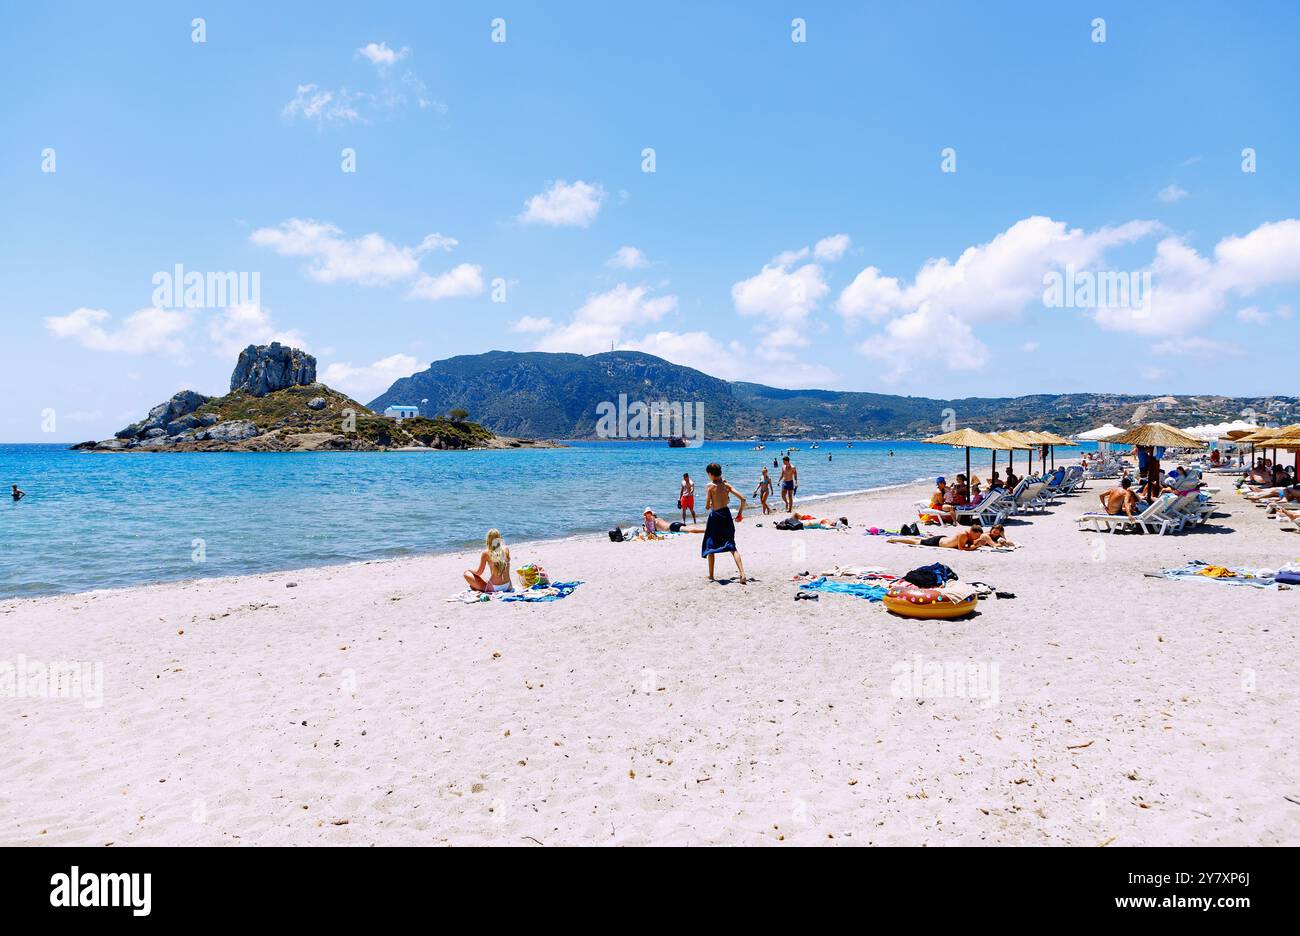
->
[679, 472, 697, 523]
[754, 467, 774, 514]
[464, 529, 513, 594]
[11, 484, 24, 501]
[779, 455, 798, 511]
[701, 462, 747, 584]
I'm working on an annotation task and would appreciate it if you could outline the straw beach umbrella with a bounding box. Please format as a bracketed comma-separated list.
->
[1105, 422, 1205, 448]
[987, 431, 1031, 479]
[1035, 431, 1077, 470]
[921, 428, 1004, 486]
[998, 430, 1041, 475]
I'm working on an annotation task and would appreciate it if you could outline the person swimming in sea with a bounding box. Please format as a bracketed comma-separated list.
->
[702, 462, 748, 584]
[464, 528, 513, 593]
[10, 484, 24, 501]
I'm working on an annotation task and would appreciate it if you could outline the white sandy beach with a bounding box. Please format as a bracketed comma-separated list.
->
[3, 471, 1298, 846]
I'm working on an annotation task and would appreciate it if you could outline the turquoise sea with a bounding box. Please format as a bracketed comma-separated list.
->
[0, 440, 1095, 598]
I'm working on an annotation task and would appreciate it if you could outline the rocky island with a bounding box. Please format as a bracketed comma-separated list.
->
[73, 343, 555, 452]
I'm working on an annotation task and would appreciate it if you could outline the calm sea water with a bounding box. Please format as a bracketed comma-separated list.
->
[0, 440, 1093, 598]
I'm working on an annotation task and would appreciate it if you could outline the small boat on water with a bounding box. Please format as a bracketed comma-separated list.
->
[752, 443, 765, 451]
[667, 436, 687, 448]
[810, 442, 820, 450]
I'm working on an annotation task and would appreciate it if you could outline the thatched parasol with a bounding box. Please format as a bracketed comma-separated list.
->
[998, 430, 1042, 475]
[1105, 423, 1205, 448]
[921, 428, 1006, 485]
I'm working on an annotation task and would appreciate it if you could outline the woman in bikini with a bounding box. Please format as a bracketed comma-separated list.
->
[754, 467, 773, 514]
[464, 528, 514, 593]
[701, 462, 748, 584]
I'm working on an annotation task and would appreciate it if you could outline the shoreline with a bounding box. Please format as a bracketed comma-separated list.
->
[1, 474, 939, 603]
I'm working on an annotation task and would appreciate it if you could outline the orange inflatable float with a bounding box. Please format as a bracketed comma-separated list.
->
[883, 582, 978, 619]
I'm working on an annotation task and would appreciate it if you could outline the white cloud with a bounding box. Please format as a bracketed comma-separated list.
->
[732, 263, 829, 327]
[834, 215, 1166, 378]
[1094, 219, 1300, 335]
[358, 42, 408, 68]
[518, 180, 606, 227]
[1151, 336, 1244, 357]
[856, 306, 989, 384]
[207, 303, 307, 358]
[282, 84, 366, 127]
[45, 307, 189, 355]
[607, 246, 649, 269]
[535, 284, 676, 354]
[322, 353, 419, 400]
[252, 219, 475, 300]
[1235, 306, 1268, 324]
[813, 234, 851, 262]
[406, 263, 485, 301]
[1021, 341, 1039, 352]
[1158, 184, 1189, 203]
[511, 315, 554, 333]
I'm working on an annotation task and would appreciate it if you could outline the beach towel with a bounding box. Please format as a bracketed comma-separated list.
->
[863, 527, 902, 536]
[702, 507, 737, 556]
[1153, 560, 1276, 589]
[500, 581, 582, 602]
[447, 581, 583, 603]
[800, 577, 888, 601]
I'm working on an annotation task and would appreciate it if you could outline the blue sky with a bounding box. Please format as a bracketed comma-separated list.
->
[3, 0, 1299, 441]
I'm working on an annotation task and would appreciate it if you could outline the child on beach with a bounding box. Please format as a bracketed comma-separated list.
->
[754, 467, 773, 514]
[702, 462, 748, 584]
[464, 529, 514, 593]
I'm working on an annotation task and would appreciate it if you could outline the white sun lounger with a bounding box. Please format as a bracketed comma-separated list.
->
[1075, 493, 1181, 535]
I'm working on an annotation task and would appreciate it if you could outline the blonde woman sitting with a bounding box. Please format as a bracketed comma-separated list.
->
[464, 529, 514, 593]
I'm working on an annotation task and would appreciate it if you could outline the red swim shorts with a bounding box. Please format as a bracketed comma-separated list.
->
[680, 495, 695, 510]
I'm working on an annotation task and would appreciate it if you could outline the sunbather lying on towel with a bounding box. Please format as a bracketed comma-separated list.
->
[887, 524, 984, 550]
[974, 524, 1017, 548]
[641, 508, 704, 538]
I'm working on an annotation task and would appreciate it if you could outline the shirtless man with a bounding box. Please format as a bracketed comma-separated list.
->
[679, 473, 697, 523]
[779, 456, 798, 511]
[11, 484, 24, 501]
[888, 524, 984, 550]
[1100, 477, 1141, 517]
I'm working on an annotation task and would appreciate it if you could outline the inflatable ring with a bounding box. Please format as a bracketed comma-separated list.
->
[883, 583, 978, 619]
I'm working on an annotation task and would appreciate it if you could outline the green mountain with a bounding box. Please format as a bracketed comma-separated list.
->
[369, 350, 1299, 439]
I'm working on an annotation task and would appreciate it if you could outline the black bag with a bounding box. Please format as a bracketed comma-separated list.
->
[608, 527, 625, 542]
[903, 562, 958, 588]
[775, 517, 804, 530]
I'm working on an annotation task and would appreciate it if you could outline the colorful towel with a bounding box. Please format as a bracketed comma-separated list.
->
[801, 577, 888, 601]
[1155, 560, 1276, 589]
[448, 581, 584, 603]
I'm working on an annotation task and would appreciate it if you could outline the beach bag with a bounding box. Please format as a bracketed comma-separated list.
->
[903, 563, 958, 588]
[608, 527, 625, 542]
[775, 517, 804, 530]
[516, 563, 550, 588]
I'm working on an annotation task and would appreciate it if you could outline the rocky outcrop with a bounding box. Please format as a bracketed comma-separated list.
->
[230, 343, 316, 397]
[195, 420, 258, 443]
[115, 390, 212, 440]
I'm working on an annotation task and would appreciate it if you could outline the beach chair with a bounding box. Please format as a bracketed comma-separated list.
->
[1059, 465, 1086, 494]
[954, 490, 1010, 526]
[1075, 493, 1181, 535]
[1009, 480, 1050, 514]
